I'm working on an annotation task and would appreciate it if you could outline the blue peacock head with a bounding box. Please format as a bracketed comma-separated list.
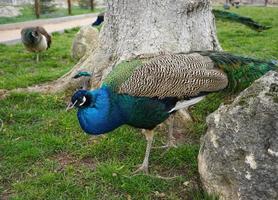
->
[67, 90, 91, 110]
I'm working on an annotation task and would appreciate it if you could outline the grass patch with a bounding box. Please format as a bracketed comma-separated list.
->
[215, 6, 278, 59]
[0, 93, 201, 199]
[0, 5, 103, 25]
[0, 6, 277, 200]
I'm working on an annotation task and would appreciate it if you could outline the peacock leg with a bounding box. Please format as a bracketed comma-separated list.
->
[153, 115, 177, 149]
[36, 53, 40, 63]
[165, 115, 177, 148]
[133, 130, 154, 174]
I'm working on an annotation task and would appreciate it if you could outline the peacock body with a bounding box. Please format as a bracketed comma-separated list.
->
[69, 51, 276, 172]
[21, 26, 51, 62]
[75, 87, 173, 135]
[212, 10, 271, 31]
[92, 12, 105, 26]
[72, 51, 276, 134]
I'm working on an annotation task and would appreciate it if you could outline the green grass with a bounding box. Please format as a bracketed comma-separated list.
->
[0, 5, 103, 25]
[0, 28, 79, 90]
[216, 6, 278, 59]
[0, 93, 201, 199]
[0, 6, 277, 200]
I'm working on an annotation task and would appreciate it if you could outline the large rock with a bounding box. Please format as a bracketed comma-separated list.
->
[0, 0, 32, 6]
[198, 71, 278, 200]
[0, 6, 22, 17]
[71, 26, 99, 61]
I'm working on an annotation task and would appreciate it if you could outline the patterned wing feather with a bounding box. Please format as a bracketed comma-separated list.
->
[102, 59, 143, 92]
[117, 53, 228, 99]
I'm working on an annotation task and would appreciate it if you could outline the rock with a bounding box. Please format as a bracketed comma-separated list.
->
[0, 0, 32, 6]
[0, 6, 22, 17]
[71, 26, 99, 61]
[198, 71, 278, 200]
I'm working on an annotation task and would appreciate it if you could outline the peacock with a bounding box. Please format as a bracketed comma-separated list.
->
[212, 9, 271, 31]
[21, 26, 52, 62]
[92, 12, 104, 26]
[67, 51, 277, 173]
[91, 10, 271, 31]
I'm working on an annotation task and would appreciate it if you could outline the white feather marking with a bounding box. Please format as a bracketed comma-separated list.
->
[37, 35, 48, 51]
[168, 96, 205, 113]
[79, 96, 87, 106]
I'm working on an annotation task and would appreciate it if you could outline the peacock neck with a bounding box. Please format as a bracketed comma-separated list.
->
[22, 30, 37, 45]
[77, 87, 126, 135]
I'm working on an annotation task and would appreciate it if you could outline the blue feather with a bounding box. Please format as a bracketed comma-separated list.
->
[71, 86, 175, 135]
[77, 87, 126, 135]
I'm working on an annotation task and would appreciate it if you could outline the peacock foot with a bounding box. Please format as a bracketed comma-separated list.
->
[153, 138, 177, 149]
[133, 164, 149, 174]
[162, 140, 178, 149]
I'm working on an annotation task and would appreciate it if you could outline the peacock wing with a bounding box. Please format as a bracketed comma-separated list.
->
[115, 53, 228, 99]
[102, 59, 143, 92]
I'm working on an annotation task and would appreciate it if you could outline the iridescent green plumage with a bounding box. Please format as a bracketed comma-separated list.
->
[73, 71, 92, 79]
[103, 59, 142, 92]
[212, 9, 271, 31]
[198, 51, 276, 91]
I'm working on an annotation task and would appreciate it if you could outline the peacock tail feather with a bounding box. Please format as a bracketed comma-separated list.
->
[212, 9, 271, 31]
[198, 51, 277, 92]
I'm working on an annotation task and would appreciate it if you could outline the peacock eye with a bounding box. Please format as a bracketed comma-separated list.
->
[79, 96, 87, 106]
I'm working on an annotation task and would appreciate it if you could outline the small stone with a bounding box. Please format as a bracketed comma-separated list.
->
[183, 181, 190, 187]
[154, 191, 166, 198]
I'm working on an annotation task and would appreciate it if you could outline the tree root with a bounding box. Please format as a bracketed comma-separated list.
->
[0, 48, 114, 99]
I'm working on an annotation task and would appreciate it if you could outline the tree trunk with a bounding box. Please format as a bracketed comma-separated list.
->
[90, 0, 94, 11]
[4, 0, 221, 96]
[67, 0, 72, 15]
[34, 0, 40, 19]
[265, 0, 268, 6]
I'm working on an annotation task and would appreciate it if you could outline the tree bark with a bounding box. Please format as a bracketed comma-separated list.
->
[3, 0, 221, 97]
[90, 0, 94, 11]
[265, 0, 268, 6]
[35, 0, 40, 19]
[67, 0, 72, 15]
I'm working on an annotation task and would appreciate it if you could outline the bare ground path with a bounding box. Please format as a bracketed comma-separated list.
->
[0, 13, 99, 44]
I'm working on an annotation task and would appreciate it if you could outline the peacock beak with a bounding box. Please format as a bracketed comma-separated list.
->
[66, 100, 77, 111]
